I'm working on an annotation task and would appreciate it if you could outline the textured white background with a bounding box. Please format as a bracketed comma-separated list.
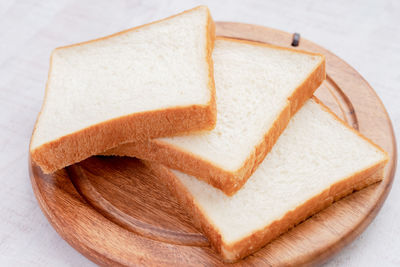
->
[0, 0, 399, 266]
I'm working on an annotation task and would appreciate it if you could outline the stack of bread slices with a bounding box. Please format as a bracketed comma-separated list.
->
[30, 6, 389, 262]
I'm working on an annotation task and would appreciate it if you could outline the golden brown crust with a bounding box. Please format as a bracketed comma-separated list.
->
[143, 99, 389, 262]
[105, 41, 326, 195]
[144, 155, 387, 262]
[30, 6, 217, 173]
[31, 105, 216, 173]
[220, 161, 387, 262]
[220, 98, 389, 261]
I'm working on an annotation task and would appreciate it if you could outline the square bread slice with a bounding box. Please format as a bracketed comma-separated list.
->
[145, 98, 388, 262]
[105, 38, 325, 195]
[30, 6, 216, 173]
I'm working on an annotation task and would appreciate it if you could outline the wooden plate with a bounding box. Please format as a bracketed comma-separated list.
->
[30, 22, 397, 266]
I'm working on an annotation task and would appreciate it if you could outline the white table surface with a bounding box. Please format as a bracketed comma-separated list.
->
[0, 0, 399, 266]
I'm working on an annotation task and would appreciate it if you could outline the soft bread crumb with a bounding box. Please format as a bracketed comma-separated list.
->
[107, 38, 325, 195]
[149, 99, 388, 261]
[30, 6, 216, 173]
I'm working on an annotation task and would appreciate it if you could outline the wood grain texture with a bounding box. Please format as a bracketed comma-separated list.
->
[30, 23, 397, 266]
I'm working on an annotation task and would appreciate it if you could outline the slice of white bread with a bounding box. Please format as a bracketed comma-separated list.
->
[145, 98, 388, 262]
[30, 6, 216, 173]
[105, 38, 325, 195]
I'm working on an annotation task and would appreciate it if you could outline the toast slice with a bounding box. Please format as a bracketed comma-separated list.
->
[31, 6, 216, 173]
[105, 38, 325, 195]
[145, 98, 388, 262]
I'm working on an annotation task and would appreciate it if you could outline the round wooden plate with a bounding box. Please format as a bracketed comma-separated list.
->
[30, 22, 397, 266]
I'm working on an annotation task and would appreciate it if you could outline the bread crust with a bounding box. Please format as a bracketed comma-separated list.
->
[144, 151, 388, 262]
[143, 99, 389, 262]
[30, 6, 217, 173]
[104, 40, 326, 195]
